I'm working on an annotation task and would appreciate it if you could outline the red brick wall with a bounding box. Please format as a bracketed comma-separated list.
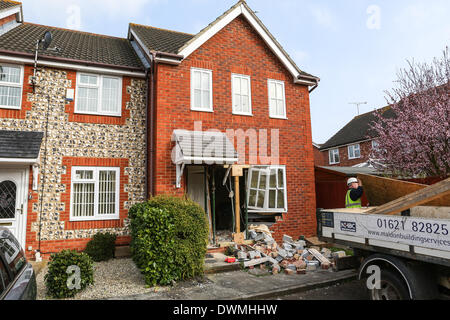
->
[153, 16, 317, 241]
[322, 140, 373, 167]
[313, 145, 327, 166]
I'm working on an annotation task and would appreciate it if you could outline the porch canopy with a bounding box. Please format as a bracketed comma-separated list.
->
[0, 130, 43, 165]
[172, 129, 239, 187]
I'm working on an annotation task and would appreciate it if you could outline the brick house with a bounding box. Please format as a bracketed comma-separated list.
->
[129, 0, 320, 243]
[319, 107, 394, 167]
[0, 1, 147, 259]
[0, 0, 319, 259]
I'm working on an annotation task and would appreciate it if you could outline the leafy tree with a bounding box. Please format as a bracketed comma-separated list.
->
[371, 48, 449, 178]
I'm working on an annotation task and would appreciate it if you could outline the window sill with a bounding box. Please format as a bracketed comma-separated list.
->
[69, 216, 120, 222]
[348, 157, 361, 160]
[0, 106, 21, 110]
[232, 112, 253, 117]
[190, 108, 214, 113]
[269, 115, 288, 120]
[73, 111, 122, 118]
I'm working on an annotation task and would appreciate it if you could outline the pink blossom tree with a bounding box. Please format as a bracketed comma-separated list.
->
[370, 48, 449, 178]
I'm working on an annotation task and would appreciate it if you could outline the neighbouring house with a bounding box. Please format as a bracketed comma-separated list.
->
[319, 107, 394, 167]
[313, 142, 327, 166]
[0, 1, 147, 259]
[129, 0, 320, 243]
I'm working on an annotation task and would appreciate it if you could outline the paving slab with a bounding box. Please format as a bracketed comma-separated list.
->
[113, 269, 357, 300]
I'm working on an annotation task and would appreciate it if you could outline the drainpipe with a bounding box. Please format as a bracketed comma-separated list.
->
[148, 52, 156, 198]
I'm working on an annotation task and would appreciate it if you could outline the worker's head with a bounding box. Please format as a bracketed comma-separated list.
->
[347, 177, 358, 189]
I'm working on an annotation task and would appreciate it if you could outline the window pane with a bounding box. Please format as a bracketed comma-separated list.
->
[98, 171, 116, 215]
[256, 190, 265, 208]
[242, 95, 249, 113]
[269, 82, 275, 98]
[201, 72, 210, 90]
[241, 78, 249, 95]
[276, 83, 283, 99]
[277, 169, 284, 188]
[194, 89, 202, 109]
[269, 170, 277, 188]
[193, 71, 201, 89]
[102, 77, 119, 113]
[75, 170, 93, 180]
[277, 100, 284, 116]
[73, 183, 95, 217]
[233, 77, 241, 95]
[202, 90, 210, 109]
[77, 87, 98, 112]
[250, 171, 259, 188]
[249, 189, 257, 207]
[80, 74, 97, 85]
[0, 66, 21, 84]
[277, 190, 285, 209]
[269, 190, 276, 208]
[0, 85, 20, 107]
[269, 98, 277, 115]
[259, 173, 267, 190]
[234, 94, 241, 112]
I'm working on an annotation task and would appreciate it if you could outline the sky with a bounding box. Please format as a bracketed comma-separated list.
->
[19, 0, 450, 144]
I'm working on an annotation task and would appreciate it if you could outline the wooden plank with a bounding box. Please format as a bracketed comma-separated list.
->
[308, 248, 331, 264]
[358, 174, 450, 207]
[235, 175, 241, 233]
[244, 257, 269, 267]
[367, 177, 450, 216]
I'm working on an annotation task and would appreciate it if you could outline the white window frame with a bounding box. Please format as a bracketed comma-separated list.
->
[69, 166, 120, 221]
[190, 68, 213, 112]
[232, 73, 252, 116]
[246, 165, 288, 213]
[348, 144, 361, 159]
[0, 63, 23, 110]
[329, 148, 340, 164]
[268, 79, 287, 119]
[75, 72, 122, 116]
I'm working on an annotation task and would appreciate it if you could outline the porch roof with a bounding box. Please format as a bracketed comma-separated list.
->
[0, 130, 43, 160]
[172, 130, 239, 165]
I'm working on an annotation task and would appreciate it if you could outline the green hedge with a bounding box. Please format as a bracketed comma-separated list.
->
[129, 195, 209, 286]
[84, 232, 117, 262]
[44, 250, 94, 299]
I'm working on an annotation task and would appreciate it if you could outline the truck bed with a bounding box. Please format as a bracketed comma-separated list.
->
[318, 207, 450, 267]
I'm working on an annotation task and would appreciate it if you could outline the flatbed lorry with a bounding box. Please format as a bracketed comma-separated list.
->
[318, 205, 450, 300]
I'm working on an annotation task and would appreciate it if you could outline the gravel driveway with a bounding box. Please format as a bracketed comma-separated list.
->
[36, 258, 169, 300]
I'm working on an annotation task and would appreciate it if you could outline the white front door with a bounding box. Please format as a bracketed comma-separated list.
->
[0, 169, 28, 249]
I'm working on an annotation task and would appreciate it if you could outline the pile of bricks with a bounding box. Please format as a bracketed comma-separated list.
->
[230, 228, 347, 275]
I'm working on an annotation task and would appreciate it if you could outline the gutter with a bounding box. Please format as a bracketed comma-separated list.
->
[0, 49, 146, 74]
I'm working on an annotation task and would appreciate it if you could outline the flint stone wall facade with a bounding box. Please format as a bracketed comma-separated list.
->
[0, 65, 147, 259]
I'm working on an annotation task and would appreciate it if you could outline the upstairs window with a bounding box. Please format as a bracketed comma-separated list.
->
[268, 79, 286, 119]
[329, 148, 340, 164]
[70, 167, 120, 221]
[191, 68, 213, 112]
[348, 144, 361, 159]
[75, 73, 122, 116]
[247, 166, 287, 213]
[232, 74, 252, 116]
[0, 64, 23, 110]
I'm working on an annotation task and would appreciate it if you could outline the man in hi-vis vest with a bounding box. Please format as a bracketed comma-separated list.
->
[345, 177, 364, 208]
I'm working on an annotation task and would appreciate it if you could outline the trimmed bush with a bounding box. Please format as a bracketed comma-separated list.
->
[129, 195, 209, 286]
[44, 250, 94, 299]
[84, 232, 117, 262]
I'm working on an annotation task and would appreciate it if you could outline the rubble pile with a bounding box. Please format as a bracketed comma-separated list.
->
[229, 225, 347, 275]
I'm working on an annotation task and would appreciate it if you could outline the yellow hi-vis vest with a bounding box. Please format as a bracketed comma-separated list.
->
[345, 189, 362, 208]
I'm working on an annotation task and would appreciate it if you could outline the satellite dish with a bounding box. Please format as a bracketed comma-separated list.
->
[42, 31, 52, 50]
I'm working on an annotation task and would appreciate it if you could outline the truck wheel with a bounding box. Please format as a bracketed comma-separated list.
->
[369, 269, 410, 300]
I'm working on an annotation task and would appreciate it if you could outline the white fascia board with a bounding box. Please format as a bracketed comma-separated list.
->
[0, 6, 21, 21]
[178, 3, 309, 85]
[0, 54, 146, 78]
[0, 158, 38, 165]
[178, 5, 242, 59]
[320, 139, 373, 152]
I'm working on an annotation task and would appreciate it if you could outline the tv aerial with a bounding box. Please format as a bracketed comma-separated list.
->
[349, 101, 367, 116]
